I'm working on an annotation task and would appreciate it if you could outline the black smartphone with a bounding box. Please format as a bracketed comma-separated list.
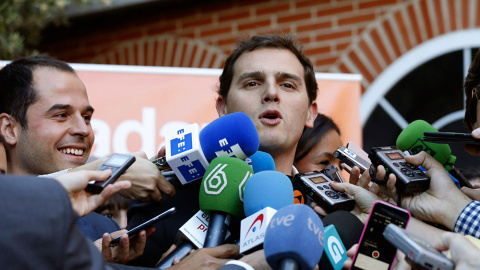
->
[350, 200, 411, 270]
[85, 153, 136, 194]
[110, 207, 176, 246]
[423, 132, 480, 145]
[383, 224, 454, 270]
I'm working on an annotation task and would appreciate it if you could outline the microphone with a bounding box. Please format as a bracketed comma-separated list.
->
[319, 211, 364, 270]
[243, 151, 276, 173]
[396, 120, 470, 188]
[199, 157, 254, 247]
[264, 204, 324, 270]
[240, 171, 294, 254]
[153, 112, 259, 186]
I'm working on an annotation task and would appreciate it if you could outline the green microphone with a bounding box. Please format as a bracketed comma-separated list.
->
[396, 120, 456, 170]
[199, 156, 254, 247]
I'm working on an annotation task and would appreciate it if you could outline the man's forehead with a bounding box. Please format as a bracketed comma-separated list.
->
[232, 48, 305, 79]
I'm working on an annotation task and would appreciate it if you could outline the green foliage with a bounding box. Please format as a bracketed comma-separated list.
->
[0, 0, 107, 60]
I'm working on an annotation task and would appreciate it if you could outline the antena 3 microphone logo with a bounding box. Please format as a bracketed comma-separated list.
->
[204, 163, 229, 195]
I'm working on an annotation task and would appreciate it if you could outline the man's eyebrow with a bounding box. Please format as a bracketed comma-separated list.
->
[237, 71, 265, 83]
[276, 72, 303, 85]
[46, 104, 95, 114]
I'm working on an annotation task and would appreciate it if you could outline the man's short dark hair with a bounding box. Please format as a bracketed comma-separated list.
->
[218, 34, 318, 104]
[0, 56, 76, 129]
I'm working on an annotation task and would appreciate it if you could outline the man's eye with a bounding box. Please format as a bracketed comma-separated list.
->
[245, 81, 259, 87]
[282, 83, 295, 89]
[55, 113, 67, 118]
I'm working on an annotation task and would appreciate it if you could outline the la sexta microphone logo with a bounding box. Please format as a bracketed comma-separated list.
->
[238, 171, 253, 202]
[244, 213, 264, 240]
[204, 163, 228, 195]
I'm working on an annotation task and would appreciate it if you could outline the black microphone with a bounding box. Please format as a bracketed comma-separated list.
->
[319, 211, 364, 270]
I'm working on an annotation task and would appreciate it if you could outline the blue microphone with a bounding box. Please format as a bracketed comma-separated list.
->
[240, 171, 294, 254]
[243, 151, 276, 173]
[264, 204, 324, 270]
[243, 171, 293, 216]
[200, 112, 259, 161]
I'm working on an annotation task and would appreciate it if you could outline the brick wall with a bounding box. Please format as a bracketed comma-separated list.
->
[42, 0, 480, 91]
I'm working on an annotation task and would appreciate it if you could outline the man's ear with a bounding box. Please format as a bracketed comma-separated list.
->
[0, 113, 19, 146]
[216, 96, 228, 117]
[305, 101, 318, 129]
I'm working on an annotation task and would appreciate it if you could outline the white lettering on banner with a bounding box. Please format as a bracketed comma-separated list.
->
[112, 107, 156, 156]
[91, 107, 209, 158]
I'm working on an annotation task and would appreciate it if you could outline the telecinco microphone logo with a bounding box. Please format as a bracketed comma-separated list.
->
[238, 171, 253, 202]
[204, 163, 229, 195]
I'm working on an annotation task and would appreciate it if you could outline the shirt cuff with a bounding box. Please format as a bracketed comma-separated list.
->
[454, 200, 480, 238]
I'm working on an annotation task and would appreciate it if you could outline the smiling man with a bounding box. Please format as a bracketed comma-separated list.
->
[0, 57, 94, 175]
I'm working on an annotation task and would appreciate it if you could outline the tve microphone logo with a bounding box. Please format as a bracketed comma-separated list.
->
[203, 163, 229, 195]
[165, 123, 209, 184]
[215, 138, 247, 159]
[324, 225, 347, 270]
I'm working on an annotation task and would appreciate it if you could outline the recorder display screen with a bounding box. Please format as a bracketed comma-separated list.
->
[309, 176, 328, 184]
[386, 152, 403, 160]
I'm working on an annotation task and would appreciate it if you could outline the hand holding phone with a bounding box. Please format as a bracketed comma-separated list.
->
[350, 200, 411, 270]
[85, 153, 136, 194]
[110, 207, 176, 246]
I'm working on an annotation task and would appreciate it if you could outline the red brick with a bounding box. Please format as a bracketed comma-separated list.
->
[432, 0, 444, 35]
[359, 0, 398, 9]
[117, 31, 143, 42]
[182, 18, 213, 29]
[239, 19, 271, 31]
[147, 25, 176, 36]
[278, 12, 311, 24]
[448, 0, 456, 30]
[219, 11, 250, 22]
[315, 30, 352, 42]
[476, 0, 480, 26]
[296, 0, 331, 8]
[420, 0, 434, 39]
[338, 13, 376, 26]
[178, 42, 188, 67]
[315, 56, 337, 66]
[297, 21, 332, 32]
[370, 28, 392, 64]
[304, 45, 330, 55]
[297, 36, 311, 45]
[208, 54, 217, 68]
[382, 20, 401, 57]
[338, 62, 351, 73]
[200, 26, 232, 37]
[187, 46, 198, 67]
[199, 50, 207, 68]
[336, 42, 350, 51]
[317, 5, 353, 18]
[407, 5, 422, 44]
[257, 4, 290, 16]
[349, 51, 373, 82]
[394, 11, 412, 51]
[218, 37, 237, 46]
[358, 39, 382, 73]
[462, 0, 469, 28]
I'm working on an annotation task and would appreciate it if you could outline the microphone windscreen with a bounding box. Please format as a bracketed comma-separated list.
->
[244, 151, 276, 173]
[264, 204, 324, 270]
[243, 171, 294, 217]
[200, 112, 259, 161]
[321, 211, 363, 250]
[396, 120, 456, 170]
[199, 157, 254, 219]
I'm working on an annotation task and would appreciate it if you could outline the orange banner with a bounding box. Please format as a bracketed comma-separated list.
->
[37, 64, 361, 159]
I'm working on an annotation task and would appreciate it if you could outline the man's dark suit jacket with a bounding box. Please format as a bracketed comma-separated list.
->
[0, 175, 106, 270]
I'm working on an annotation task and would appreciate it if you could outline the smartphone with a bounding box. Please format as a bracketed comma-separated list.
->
[110, 207, 176, 246]
[383, 224, 454, 270]
[85, 153, 136, 194]
[350, 200, 411, 270]
[295, 171, 355, 212]
[369, 146, 430, 195]
[334, 145, 371, 174]
[423, 132, 480, 145]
